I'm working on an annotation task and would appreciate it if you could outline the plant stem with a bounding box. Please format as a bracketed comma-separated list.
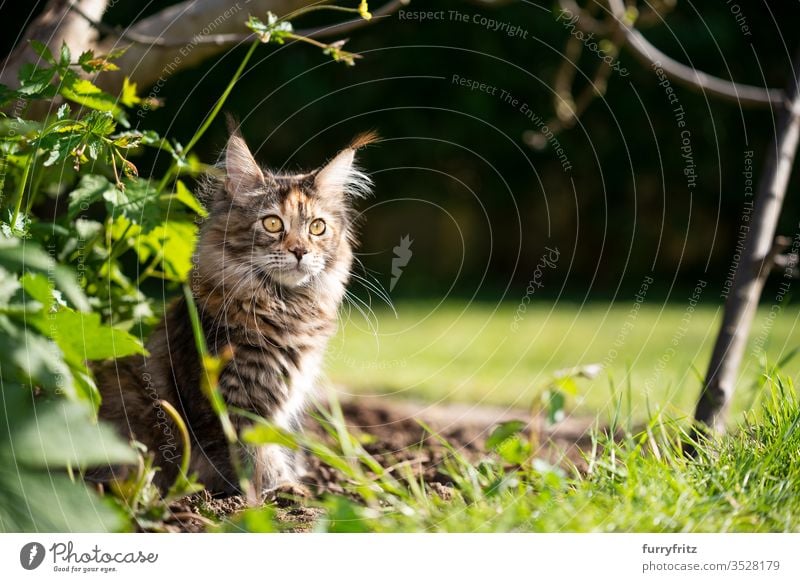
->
[25, 160, 45, 216]
[134, 248, 165, 286]
[107, 221, 134, 262]
[286, 33, 331, 51]
[157, 40, 259, 193]
[182, 284, 250, 494]
[184, 39, 258, 155]
[160, 399, 193, 491]
[282, 4, 360, 20]
[10, 158, 31, 230]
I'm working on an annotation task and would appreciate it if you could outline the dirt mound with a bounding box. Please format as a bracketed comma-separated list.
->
[166, 397, 596, 532]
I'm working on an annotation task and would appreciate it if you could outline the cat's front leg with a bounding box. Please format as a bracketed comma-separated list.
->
[252, 444, 297, 492]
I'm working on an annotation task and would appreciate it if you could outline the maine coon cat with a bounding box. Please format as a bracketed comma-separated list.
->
[95, 128, 376, 495]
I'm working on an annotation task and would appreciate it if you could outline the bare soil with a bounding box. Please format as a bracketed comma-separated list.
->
[165, 397, 596, 532]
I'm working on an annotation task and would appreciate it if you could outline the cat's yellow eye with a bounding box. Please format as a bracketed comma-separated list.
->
[262, 215, 283, 233]
[309, 218, 326, 236]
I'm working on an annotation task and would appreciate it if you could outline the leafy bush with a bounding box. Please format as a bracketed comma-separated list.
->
[0, 39, 200, 530]
[0, 5, 372, 532]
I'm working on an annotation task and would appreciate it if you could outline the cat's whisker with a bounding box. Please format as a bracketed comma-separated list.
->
[342, 288, 380, 338]
[349, 272, 395, 316]
[350, 256, 396, 316]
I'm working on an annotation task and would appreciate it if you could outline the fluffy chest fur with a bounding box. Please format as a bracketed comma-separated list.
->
[194, 262, 349, 430]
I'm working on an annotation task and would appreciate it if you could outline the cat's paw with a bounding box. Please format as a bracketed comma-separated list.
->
[264, 482, 312, 507]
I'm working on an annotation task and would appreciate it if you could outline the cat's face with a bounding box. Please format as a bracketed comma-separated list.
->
[201, 131, 373, 291]
[245, 180, 348, 288]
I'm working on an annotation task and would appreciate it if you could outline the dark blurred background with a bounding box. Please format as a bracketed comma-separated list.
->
[4, 0, 800, 303]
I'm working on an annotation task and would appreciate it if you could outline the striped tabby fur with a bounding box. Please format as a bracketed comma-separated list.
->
[95, 129, 376, 494]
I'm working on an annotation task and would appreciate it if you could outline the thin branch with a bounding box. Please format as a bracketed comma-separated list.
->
[529, 1, 622, 149]
[558, 0, 614, 35]
[605, 0, 784, 108]
[68, 0, 408, 49]
[553, 36, 583, 118]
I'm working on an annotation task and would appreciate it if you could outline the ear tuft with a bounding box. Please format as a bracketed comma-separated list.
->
[315, 131, 378, 199]
[348, 130, 380, 151]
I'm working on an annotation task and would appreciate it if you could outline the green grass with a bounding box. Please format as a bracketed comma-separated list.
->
[224, 374, 800, 533]
[326, 301, 800, 422]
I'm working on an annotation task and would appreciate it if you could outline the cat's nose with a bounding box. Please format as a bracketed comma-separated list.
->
[289, 246, 308, 262]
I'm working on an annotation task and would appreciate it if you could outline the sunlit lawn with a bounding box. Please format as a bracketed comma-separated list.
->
[326, 300, 800, 423]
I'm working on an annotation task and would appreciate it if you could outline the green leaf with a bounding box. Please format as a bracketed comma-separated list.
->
[486, 420, 526, 451]
[84, 110, 116, 137]
[59, 70, 123, 119]
[120, 77, 141, 107]
[246, 13, 294, 44]
[29, 40, 55, 64]
[78, 50, 119, 73]
[40, 311, 146, 362]
[135, 220, 197, 281]
[106, 47, 129, 60]
[320, 496, 372, 533]
[241, 423, 299, 450]
[59, 42, 71, 68]
[105, 179, 162, 232]
[217, 507, 275, 532]
[74, 218, 103, 240]
[0, 467, 128, 532]
[0, 266, 20, 304]
[11, 400, 137, 467]
[174, 180, 207, 217]
[0, 388, 131, 532]
[38, 131, 83, 167]
[68, 174, 116, 220]
[0, 315, 74, 394]
[20, 272, 56, 312]
[17, 63, 56, 97]
[555, 376, 579, 395]
[77, 49, 95, 71]
[544, 389, 566, 425]
[0, 83, 19, 107]
[0, 238, 89, 311]
[494, 435, 529, 465]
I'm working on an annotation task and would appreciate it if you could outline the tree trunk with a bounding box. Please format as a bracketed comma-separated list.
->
[0, 0, 107, 88]
[695, 47, 800, 433]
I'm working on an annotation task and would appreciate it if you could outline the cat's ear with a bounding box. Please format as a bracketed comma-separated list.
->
[224, 131, 266, 198]
[315, 131, 378, 199]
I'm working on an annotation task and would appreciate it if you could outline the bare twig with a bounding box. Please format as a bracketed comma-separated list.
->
[168, 511, 216, 527]
[68, 0, 407, 49]
[605, 0, 784, 108]
[632, 0, 677, 28]
[558, 0, 614, 35]
[529, 1, 623, 148]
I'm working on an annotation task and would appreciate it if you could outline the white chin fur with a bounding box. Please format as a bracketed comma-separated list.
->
[269, 268, 313, 287]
